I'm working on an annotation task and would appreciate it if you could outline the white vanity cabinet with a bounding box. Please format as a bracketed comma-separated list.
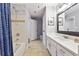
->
[47, 37, 56, 56]
[47, 37, 51, 52]
[56, 44, 73, 56]
[47, 36, 74, 56]
[50, 40, 57, 56]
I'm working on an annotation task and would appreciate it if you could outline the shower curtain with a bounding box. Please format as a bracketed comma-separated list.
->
[0, 3, 13, 56]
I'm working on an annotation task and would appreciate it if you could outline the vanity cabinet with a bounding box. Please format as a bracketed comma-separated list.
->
[50, 40, 57, 56]
[56, 44, 73, 56]
[47, 37, 56, 56]
[47, 37, 51, 52]
[47, 36, 74, 56]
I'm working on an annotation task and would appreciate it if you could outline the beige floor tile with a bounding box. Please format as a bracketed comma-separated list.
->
[24, 39, 50, 56]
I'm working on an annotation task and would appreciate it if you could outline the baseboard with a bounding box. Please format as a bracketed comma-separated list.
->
[46, 48, 52, 56]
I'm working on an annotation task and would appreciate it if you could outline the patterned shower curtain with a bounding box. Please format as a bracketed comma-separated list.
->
[0, 3, 13, 56]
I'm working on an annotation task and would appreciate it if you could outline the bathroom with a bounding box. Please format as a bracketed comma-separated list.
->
[1, 2, 79, 56]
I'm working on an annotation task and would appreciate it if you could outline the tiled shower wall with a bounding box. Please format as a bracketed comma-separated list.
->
[11, 4, 31, 55]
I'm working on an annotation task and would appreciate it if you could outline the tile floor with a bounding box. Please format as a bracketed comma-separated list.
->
[24, 39, 50, 56]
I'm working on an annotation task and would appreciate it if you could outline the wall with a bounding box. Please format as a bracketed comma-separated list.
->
[46, 6, 57, 33]
[11, 4, 31, 41]
[11, 4, 31, 53]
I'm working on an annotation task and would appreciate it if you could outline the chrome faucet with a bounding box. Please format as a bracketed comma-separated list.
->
[63, 35, 69, 39]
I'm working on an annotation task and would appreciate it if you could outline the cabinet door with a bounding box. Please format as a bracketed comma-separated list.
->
[57, 47, 64, 56]
[47, 37, 56, 56]
[47, 37, 51, 52]
[48, 40, 51, 53]
[57, 49, 63, 56]
[57, 44, 73, 56]
[50, 40, 56, 56]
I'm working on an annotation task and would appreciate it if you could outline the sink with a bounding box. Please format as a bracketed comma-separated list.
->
[74, 38, 79, 43]
[63, 35, 69, 39]
[55, 36, 67, 39]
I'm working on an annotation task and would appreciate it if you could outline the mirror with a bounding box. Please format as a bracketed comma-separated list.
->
[57, 3, 79, 36]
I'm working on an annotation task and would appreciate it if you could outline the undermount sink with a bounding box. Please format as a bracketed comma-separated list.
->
[74, 38, 79, 43]
[55, 36, 69, 40]
[52, 34, 79, 44]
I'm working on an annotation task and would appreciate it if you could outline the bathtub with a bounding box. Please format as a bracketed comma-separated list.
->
[13, 43, 26, 56]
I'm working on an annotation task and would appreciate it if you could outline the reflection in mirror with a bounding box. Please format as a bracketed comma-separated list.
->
[58, 17, 63, 26]
[58, 3, 79, 32]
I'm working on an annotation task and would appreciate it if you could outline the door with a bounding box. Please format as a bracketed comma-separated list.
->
[30, 19, 37, 41]
[43, 11, 47, 48]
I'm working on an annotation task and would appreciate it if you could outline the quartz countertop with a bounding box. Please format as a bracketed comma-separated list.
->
[47, 33, 79, 55]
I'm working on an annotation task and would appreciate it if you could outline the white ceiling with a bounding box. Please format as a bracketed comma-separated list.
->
[11, 3, 60, 19]
[11, 3, 46, 19]
[25, 3, 46, 19]
[25, 3, 60, 19]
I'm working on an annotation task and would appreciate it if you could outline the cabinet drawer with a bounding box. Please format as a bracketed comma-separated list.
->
[47, 37, 51, 48]
[57, 44, 73, 56]
[47, 37, 56, 46]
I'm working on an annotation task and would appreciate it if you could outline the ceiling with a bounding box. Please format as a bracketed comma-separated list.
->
[25, 3, 46, 19]
[25, 3, 60, 19]
[11, 3, 61, 19]
[11, 3, 46, 19]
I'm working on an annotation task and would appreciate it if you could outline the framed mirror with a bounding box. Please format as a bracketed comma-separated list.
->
[57, 3, 79, 36]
